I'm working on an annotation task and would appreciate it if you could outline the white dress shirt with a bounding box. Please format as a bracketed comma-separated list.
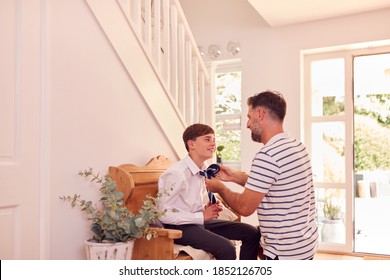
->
[157, 155, 208, 225]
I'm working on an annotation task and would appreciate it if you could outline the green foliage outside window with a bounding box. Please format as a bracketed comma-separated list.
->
[215, 71, 241, 162]
[215, 121, 241, 162]
[354, 94, 390, 128]
[323, 96, 345, 116]
[215, 72, 241, 115]
[323, 93, 390, 172]
[354, 94, 390, 172]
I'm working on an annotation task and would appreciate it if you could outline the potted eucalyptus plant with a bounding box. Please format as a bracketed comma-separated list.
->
[60, 167, 164, 260]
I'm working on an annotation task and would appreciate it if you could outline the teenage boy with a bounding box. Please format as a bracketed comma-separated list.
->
[157, 123, 260, 260]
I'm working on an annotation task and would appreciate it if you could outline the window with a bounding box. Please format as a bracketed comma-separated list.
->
[214, 60, 242, 167]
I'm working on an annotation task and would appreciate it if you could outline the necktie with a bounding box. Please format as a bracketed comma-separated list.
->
[198, 164, 220, 204]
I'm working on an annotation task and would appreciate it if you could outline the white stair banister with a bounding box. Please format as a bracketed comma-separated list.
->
[87, 0, 211, 156]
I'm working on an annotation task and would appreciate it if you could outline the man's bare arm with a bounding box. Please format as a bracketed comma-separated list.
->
[206, 179, 265, 216]
[216, 165, 248, 186]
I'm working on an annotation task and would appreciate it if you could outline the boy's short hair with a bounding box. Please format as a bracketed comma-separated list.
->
[183, 123, 214, 152]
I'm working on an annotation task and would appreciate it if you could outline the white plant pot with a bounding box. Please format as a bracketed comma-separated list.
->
[84, 239, 135, 260]
[321, 219, 345, 244]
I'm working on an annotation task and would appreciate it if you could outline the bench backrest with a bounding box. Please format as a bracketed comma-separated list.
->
[108, 155, 173, 214]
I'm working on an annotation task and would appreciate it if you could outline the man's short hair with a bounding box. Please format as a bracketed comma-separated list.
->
[247, 90, 287, 121]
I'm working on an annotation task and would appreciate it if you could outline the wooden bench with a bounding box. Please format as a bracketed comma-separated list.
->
[108, 155, 193, 260]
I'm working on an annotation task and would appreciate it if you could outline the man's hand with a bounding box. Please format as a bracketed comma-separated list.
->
[215, 165, 248, 186]
[205, 178, 225, 193]
[215, 165, 235, 181]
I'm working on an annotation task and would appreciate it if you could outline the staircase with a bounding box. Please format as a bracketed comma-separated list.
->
[85, 0, 211, 157]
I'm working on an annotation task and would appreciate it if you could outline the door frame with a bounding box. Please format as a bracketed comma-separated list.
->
[302, 41, 390, 254]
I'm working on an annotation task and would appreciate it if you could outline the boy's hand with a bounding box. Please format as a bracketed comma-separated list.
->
[203, 202, 222, 221]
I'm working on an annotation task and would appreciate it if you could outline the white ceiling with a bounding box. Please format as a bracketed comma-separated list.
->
[247, 0, 390, 27]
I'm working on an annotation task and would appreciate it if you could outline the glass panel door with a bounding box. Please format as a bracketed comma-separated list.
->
[304, 45, 390, 255]
[353, 53, 390, 255]
[308, 57, 349, 250]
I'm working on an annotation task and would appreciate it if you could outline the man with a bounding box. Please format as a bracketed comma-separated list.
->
[207, 90, 318, 260]
[157, 123, 260, 260]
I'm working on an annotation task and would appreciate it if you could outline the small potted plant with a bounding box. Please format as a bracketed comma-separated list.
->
[60, 167, 164, 260]
[216, 145, 225, 164]
[321, 197, 345, 243]
[322, 198, 342, 220]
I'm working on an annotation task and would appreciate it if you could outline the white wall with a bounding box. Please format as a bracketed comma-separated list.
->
[46, 0, 177, 259]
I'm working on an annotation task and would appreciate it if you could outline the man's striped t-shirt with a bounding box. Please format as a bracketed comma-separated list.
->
[245, 132, 318, 260]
